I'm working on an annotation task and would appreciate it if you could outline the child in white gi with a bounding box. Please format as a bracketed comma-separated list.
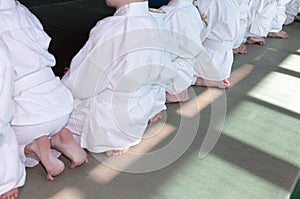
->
[62, 0, 177, 156]
[194, 0, 239, 88]
[268, 0, 291, 38]
[233, 0, 250, 54]
[246, 0, 277, 45]
[159, 0, 226, 92]
[0, 38, 26, 199]
[0, 0, 87, 181]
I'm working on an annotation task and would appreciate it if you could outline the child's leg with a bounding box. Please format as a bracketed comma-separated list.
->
[13, 116, 75, 181]
[25, 135, 65, 181]
[50, 127, 88, 168]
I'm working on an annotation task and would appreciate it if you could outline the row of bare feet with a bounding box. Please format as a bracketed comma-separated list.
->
[245, 29, 289, 46]
[233, 29, 289, 55]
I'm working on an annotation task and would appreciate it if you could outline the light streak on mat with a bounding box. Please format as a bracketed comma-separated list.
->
[49, 187, 84, 199]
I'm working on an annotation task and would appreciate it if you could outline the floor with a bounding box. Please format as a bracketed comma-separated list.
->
[18, 0, 300, 198]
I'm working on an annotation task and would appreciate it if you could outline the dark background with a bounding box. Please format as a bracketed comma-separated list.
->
[19, 0, 168, 77]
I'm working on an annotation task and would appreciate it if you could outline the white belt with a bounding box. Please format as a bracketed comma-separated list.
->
[202, 39, 233, 52]
[14, 67, 55, 95]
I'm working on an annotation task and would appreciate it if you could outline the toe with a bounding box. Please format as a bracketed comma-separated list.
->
[47, 174, 54, 181]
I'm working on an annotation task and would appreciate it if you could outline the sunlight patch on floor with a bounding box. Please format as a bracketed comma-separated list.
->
[223, 100, 300, 167]
[254, 51, 267, 61]
[278, 54, 300, 73]
[248, 71, 300, 114]
[155, 153, 289, 199]
[49, 187, 85, 199]
[176, 87, 224, 118]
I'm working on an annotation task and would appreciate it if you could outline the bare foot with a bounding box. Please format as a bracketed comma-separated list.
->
[295, 15, 300, 22]
[246, 37, 266, 45]
[166, 90, 189, 103]
[239, 44, 247, 54]
[0, 188, 19, 199]
[149, 112, 163, 123]
[223, 78, 231, 88]
[194, 77, 230, 88]
[106, 148, 130, 157]
[268, 30, 289, 38]
[233, 48, 240, 54]
[50, 128, 88, 169]
[25, 136, 65, 181]
[233, 44, 247, 54]
[279, 30, 289, 38]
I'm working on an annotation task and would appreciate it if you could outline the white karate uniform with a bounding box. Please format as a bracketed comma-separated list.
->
[196, 0, 239, 80]
[149, 8, 188, 95]
[233, 0, 250, 48]
[159, 0, 217, 91]
[0, 38, 26, 195]
[247, 0, 277, 38]
[62, 2, 177, 153]
[284, 0, 300, 24]
[0, 1, 73, 166]
[159, 0, 200, 92]
[270, 0, 291, 32]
